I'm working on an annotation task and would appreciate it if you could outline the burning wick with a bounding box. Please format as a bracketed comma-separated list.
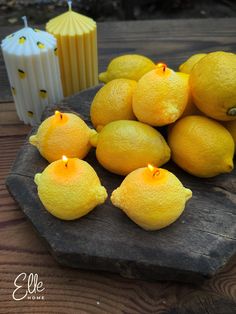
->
[62, 155, 69, 168]
[55, 110, 63, 120]
[156, 63, 167, 73]
[148, 164, 160, 177]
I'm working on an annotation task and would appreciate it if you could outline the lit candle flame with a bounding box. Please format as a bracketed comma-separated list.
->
[156, 63, 167, 73]
[62, 155, 68, 167]
[55, 110, 63, 120]
[148, 164, 160, 176]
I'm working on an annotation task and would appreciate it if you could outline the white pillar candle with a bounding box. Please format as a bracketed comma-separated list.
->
[1, 17, 63, 126]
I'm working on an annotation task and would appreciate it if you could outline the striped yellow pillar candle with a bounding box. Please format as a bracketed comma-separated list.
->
[46, 1, 98, 97]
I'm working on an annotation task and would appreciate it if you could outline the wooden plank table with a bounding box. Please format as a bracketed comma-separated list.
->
[0, 18, 236, 313]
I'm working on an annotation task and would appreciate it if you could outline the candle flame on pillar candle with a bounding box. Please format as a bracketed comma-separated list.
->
[62, 155, 69, 167]
[148, 164, 160, 177]
[156, 63, 167, 74]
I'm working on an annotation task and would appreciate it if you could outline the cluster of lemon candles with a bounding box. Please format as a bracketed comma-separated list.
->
[1, 1, 98, 125]
[29, 110, 192, 231]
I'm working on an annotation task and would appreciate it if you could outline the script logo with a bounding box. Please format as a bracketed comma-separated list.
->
[12, 273, 45, 301]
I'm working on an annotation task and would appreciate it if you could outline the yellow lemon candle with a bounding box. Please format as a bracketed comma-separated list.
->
[90, 120, 170, 176]
[35, 156, 107, 220]
[46, 1, 98, 97]
[132, 62, 189, 126]
[111, 165, 192, 231]
[29, 111, 96, 162]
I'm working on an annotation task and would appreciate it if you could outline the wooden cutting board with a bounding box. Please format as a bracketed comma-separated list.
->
[6, 85, 236, 283]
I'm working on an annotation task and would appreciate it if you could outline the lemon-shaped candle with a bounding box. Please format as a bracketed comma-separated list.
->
[132, 63, 189, 126]
[90, 120, 170, 175]
[111, 165, 192, 231]
[35, 156, 107, 220]
[90, 79, 137, 131]
[29, 111, 96, 162]
[46, 1, 98, 97]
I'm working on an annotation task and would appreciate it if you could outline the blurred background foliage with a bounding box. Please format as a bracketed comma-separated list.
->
[0, 0, 236, 26]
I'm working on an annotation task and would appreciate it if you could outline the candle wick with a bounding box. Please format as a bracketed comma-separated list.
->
[60, 113, 63, 120]
[153, 169, 160, 177]
[22, 16, 28, 28]
[161, 64, 166, 73]
[68, 1, 72, 11]
[156, 63, 167, 74]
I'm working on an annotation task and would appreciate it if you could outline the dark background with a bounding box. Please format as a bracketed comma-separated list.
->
[0, 0, 236, 26]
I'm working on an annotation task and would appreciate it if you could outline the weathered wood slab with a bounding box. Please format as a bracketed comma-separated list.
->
[6, 86, 236, 283]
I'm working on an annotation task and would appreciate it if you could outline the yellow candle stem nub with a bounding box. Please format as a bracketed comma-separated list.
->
[156, 63, 167, 73]
[148, 164, 160, 177]
[227, 107, 236, 116]
[62, 155, 69, 168]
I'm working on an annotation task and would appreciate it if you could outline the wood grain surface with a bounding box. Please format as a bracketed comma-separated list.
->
[0, 18, 236, 313]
